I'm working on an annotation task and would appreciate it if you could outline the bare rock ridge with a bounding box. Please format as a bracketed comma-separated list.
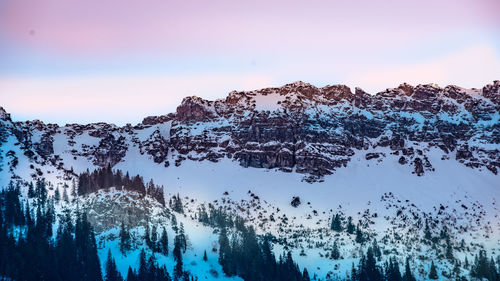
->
[0, 107, 11, 122]
[1, 81, 499, 181]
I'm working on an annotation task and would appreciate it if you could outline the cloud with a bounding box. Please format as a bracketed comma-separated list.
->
[1, 0, 498, 55]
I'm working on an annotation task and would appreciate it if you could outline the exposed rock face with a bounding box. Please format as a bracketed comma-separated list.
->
[176, 96, 216, 122]
[34, 134, 54, 160]
[0, 107, 11, 121]
[140, 129, 169, 164]
[93, 135, 128, 167]
[0, 81, 499, 181]
[291, 196, 301, 208]
[80, 188, 170, 232]
[162, 81, 499, 179]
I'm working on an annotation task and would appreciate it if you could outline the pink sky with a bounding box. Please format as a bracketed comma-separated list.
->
[0, 0, 499, 124]
[1, 0, 499, 53]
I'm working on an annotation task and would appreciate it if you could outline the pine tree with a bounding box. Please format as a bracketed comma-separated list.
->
[459, 238, 466, 250]
[346, 216, 355, 234]
[138, 249, 148, 280]
[452, 260, 461, 279]
[424, 221, 432, 240]
[126, 266, 137, 281]
[105, 249, 123, 281]
[171, 215, 178, 233]
[470, 250, 498, 281]
[45, 198, 56, 237]
[145, 223, 152, 249]
[147, 254, 157, 281]
[496, 255, 500, 274]
[372, 239, 381, 259]
[488, 257, 499, 281]
[203, 250, 208, 262]
[54, 187, 61, 202]
[440, 225, 449, 240]
[445, 237, 454, 261]
[331, 241, 340, 260]
[63, 186, 69, 203]
[170, 194, 184, 213]
[355, 224, 365, 244]
[151, 225, 158, 252]
[28, 182, 35, 198]
[198, 205, 209, 224]
[179, 223, 187, 253]
[35, 179, 48, 205]
[56, 209, 76, 280]
[71, 178, 77, 199]
[173, 233, 184, 279]
[261, 234, 277, 278]
[119, 221, 131, 254]
[356, 247, 383, 281]
[386, 257, 402, 281]
[351, 262, 358, 281]
[25, 200, 33, 231]
[4, 183, 24, 226]
[302, 268, 311, 281]
[218, 227, 232, 276]
[74, 212, 103, 281]
[429, 261, 438, 279]
[330, 214, 343, 232]
[160, 227, 169, 255]
[402, 258, 416, 281]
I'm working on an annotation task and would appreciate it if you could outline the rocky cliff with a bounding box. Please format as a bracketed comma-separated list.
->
[1, 81, 499, 183]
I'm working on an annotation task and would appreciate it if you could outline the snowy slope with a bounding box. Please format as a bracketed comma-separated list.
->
[0, 81, 499, 280]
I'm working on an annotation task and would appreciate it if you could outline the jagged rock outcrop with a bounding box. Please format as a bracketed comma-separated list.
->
[0, 107, 11, 122]
[79, 188, 170, 232]
[93, 135, 128, 167]
[34, 134, 54, 160]
[176, 96, 216, 122]
[0, 81, 498, 181]
[139, 129, 170, 164]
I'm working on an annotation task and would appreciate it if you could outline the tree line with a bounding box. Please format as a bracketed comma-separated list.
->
[2, 177, 499, 281]
[0, 181, 101, 280]
[350, 244, 500, 281]
[0, 181, 196, 281]
[218, 226, 309, 281]
[77, 165, 165, 205]
[195, 204, 309, 281]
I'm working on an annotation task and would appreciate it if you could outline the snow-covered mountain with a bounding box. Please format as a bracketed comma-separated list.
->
[0, 81, 499, 280]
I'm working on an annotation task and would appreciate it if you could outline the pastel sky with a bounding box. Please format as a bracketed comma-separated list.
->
[0, 0, 499, 125]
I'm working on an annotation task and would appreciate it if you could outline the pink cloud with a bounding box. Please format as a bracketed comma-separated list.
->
[1, 0, 498, 55]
